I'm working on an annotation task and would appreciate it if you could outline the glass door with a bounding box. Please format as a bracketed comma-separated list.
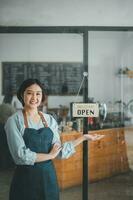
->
[88, 31, 133, 200]
[1, 29, 133, 200]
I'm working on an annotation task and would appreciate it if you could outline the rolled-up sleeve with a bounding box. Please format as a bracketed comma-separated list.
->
[59, 141, 76, 159]
[48, 115, 76, 159]
[5, 115, 37, 165]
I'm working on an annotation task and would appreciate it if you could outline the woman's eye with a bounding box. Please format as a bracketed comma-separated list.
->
[37, 93, 41, 96]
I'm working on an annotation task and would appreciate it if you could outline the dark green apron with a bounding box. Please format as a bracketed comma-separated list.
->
[9, 111, 59, 200]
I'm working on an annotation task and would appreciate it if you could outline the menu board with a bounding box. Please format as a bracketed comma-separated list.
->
[2, 62, 83, 95]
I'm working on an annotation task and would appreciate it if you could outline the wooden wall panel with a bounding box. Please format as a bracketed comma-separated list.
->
[53, 128, 129, 189]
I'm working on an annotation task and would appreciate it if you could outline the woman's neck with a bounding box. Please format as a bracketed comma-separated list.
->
[24, 107, 38, 117]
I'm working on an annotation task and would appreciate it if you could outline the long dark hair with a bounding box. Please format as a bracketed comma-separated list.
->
[17, 79, 46, 106]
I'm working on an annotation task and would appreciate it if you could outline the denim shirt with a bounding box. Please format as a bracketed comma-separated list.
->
[5, 110, 75, 165]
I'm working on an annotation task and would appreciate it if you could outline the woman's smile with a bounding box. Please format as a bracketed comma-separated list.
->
[23, 84, 43, 109]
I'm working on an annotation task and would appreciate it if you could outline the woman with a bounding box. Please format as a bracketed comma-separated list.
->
[5, 79, 103, 200]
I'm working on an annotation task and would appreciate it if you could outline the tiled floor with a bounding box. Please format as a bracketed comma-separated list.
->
[0, 168, 133, 200]
[60, 171, 133, 200]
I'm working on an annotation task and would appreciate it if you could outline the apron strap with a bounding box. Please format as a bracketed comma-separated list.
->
[22, 110, 48, 128]
[22, 109, 29, 128]
[38, 111, 48, 127]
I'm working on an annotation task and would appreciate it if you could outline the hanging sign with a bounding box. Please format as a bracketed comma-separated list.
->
[72, 103, 99, 118]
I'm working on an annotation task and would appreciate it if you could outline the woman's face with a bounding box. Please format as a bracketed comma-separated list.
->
[23, 84, 43, 109]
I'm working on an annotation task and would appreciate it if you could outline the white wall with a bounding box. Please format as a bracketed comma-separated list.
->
[0, 33, 83, 106]
[119, 32, 133, 105]
[88, 31, 133, 107]
[0, 34, 83, 61]
[1, 32, 133, 107]
[0, 0, 133, 26]
[89, 31, 125, 103]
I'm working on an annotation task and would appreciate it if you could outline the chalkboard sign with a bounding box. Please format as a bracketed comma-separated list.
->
[2, 62, 83, 95]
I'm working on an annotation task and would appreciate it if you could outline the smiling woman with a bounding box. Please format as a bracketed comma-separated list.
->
[23, 85, 43, 116]
[17, 79, 46, 107]
[4, 78, 103, 200]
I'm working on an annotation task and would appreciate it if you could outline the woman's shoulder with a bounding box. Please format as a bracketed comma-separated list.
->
[5, 110, 24, 131]
[6, 110, 23, 123]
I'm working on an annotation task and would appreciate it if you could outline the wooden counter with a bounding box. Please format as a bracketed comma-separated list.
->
[53, 128, 129, 189]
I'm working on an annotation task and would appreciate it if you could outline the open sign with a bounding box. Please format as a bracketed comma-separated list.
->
[72, 103, 99, 118]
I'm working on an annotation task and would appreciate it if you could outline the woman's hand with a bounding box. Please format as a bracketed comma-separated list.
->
[83, 134, 104, 141]
[49, 143, 62, 159]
